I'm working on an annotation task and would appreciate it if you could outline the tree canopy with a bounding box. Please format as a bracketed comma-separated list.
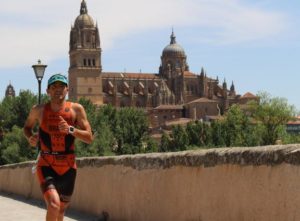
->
[0, 90, 298, 165]
[249, 92, 296, 145]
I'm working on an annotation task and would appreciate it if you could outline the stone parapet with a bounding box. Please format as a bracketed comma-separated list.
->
[76, 144, 300, 169]
[1, 145, 300, 221]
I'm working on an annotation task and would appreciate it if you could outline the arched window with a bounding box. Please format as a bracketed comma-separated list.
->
[86, 33, 91, 43]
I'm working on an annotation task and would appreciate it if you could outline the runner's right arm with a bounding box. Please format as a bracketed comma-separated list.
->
[23, 105, 41, 147]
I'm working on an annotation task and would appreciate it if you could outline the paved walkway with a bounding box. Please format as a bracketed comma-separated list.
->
[0, 192, 99, 221]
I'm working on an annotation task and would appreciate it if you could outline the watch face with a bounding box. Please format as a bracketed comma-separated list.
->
[69, 126, 75, 133]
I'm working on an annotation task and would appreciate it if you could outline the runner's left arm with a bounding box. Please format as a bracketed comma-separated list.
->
[68, 103, 93, 144]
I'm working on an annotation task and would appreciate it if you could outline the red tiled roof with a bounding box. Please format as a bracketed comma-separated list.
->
[183, 71, 197, 77]
[187, 97, 217, 104]
[102, 72, 159, 79]
[287, 121, 300, 125]
[287, 116, 300, 125]
[241, 92, 256, 98]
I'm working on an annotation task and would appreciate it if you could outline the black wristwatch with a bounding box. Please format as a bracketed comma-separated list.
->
[68, 126, 75, 134]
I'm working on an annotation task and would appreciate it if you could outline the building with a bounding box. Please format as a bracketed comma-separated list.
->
[287, 116, 300, 134]
[5, 83, 16, 98]
[68, 0, 256, 127]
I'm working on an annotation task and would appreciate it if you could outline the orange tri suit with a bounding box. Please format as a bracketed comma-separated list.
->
[37, 101, 77, 202]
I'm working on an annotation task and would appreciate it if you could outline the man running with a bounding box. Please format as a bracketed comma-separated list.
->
[23, 73, 93, 221]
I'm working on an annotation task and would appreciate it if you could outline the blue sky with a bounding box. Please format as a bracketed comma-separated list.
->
[1, 0, 300, 110]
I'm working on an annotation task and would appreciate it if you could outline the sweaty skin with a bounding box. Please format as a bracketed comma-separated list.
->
[23, 80, 93, 221]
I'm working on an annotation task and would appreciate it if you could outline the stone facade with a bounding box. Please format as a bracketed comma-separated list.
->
[68, 0, 256, 126]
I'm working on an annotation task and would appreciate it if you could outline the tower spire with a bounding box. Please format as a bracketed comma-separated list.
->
[223, 78, 227, 89]
[230, 81, 235, 92]
[229, 81, 236, 96]
[170, 28, 176, 44]
[80, 0, 88, 15]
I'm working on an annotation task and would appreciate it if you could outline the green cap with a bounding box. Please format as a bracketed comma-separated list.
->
[47, 74, 68, 87]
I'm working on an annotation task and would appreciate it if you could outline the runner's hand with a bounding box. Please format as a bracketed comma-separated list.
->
[58, 116, 69, 134]
[28, 134, 39, 147]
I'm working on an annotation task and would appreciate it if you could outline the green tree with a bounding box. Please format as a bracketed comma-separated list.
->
[202, 122, 212, 146]
[0, 96, 18, 130]
[160, 131, 171, 152]
[0, 126, 35, 165]
[75, 140, 98, 157]
[249, 92, 295, 145]
[0, 90, 38, 130]
[282, 133, 300, 144]
[144, 137, 159, 153]
[210, 120, 226, 147]
[186, 121, 201, 146]
[13, 90, 39, 128]
[91, 122, 116, 156]
[223, 105, 251, 147]
[171, 124, 189, 151]
[94, 104, 118, 155]
[75, 101, 117, 157]
[111, 107, 149, 154]
[239, 120, 266, 147]
[185, 120, 211, 147]
[93, 104, 117, 132]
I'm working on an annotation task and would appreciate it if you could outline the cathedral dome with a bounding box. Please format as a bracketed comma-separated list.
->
[74, 0, 94, 28]
[75, 14, 94, 28]
[162, 31, 186, 57]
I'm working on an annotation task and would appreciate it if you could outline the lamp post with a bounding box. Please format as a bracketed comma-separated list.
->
[32, 60, 47, 104]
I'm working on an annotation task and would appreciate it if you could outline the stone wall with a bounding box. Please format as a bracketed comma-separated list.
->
[1, 145, 300, 221]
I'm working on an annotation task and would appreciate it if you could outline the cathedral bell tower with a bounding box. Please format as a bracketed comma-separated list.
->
[68, 0, 103, 104]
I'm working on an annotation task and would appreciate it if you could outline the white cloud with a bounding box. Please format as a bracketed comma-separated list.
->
[0, 0, 290, 68]
[205, 1, 288, 44]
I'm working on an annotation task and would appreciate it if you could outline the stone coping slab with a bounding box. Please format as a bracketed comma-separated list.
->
[1, 144, 300, 170]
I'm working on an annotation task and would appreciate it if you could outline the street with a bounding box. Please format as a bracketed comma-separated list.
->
[0, 192, 98, 221]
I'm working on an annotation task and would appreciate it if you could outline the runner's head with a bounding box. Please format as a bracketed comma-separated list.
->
[47, 74, 68, 89]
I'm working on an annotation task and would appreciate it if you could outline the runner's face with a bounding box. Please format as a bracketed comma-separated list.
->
[47, 82, 68, 100]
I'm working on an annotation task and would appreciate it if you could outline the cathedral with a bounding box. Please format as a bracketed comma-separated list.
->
[68, 0, 256, 127]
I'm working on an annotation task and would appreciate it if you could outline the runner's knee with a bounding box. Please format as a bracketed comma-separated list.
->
[44, 189, 60, 212]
